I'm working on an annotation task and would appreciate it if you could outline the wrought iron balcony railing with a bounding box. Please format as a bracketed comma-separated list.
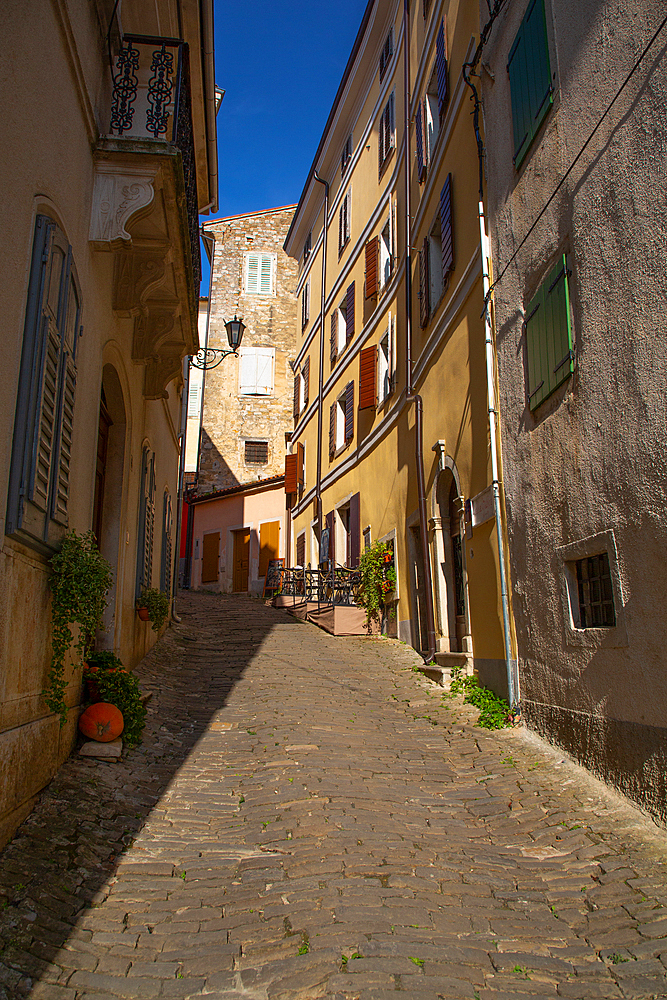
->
[108, 35, 201, 284]
[278, 566, 361, 609]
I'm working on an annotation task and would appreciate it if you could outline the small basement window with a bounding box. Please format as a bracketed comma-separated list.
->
[575, 553, 616, 628]
[245, 440, 269, 465]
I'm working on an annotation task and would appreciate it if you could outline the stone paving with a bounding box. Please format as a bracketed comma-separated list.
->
[2, 592, 667, 1000]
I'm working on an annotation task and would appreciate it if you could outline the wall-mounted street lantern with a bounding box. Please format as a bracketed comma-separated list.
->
[190, 314, 246, 369]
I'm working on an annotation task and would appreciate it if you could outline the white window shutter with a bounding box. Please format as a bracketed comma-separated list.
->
[246, 254, 260, 293]
[187, 383, 200, 417]
[259, 255, 273, 294]
[255, 348, 274, 395]
[239, 350, 257, 393]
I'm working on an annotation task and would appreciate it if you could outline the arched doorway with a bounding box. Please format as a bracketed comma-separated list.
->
[432, 467, 470, 653]
[94, 364, 127, 648]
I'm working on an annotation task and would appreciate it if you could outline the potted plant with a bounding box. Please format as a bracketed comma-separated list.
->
[136, 587, 170, 631]
[47, 530, 113, 727]
[382, 566, 396, 601]
[83, 653, 147, 747]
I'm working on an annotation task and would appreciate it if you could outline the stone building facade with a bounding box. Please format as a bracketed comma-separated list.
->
[198, 207, 298, 491]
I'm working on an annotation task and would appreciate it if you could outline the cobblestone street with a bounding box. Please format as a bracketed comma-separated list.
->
[2, 592, 667, 1000]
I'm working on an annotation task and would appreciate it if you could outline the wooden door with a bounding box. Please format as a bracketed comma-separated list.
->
[92, 400, 112, 546]
[233, 528, 250, 592]
[201, 532, 219, 584]
[259, 520, 280, 577]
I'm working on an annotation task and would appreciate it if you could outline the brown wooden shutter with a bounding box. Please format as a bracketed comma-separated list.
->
[415, 101, 425, 182]
[296, 532, 305, 567]
[359, 345, 377, 409]
[330, 310, 338, 364]
[365, 237, 379, 298]
[293, 372, 300, 419]
[419, 237, 430, 329]
[349, 492, 361, 569]
[440, 173, 454, 282]
[346, 282, 355, 344]
[297, 442, 304, 487]
[329, 402, 336, 458]
[345, 381, 354, 443]
[436, 19, 448, 121]
[284, 453, 297, 494]
[303, 356, 310, 407]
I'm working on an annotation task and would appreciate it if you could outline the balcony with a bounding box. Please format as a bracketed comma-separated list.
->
[90, 37, 203, 399]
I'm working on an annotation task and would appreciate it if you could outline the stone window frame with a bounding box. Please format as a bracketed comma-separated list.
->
[556, 529, 628, 648]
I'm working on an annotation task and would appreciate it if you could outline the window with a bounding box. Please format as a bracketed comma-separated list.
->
[525, 254, 573, 411]
[245, 440, 269, 464]
[378, 93, 395, 176]
[379, 28, 393, 81]
[416, 28, 447, 183]
[330, 283, 355, 366]
[296, 532, 306, 568]
[303, 231, 312, 265]
[6, 215, 81, 548]
[575, 553, 616, 628]
[338, 189, 351, 254]
[419, 174, 453, 328]
[293, 357, 310, 421]
[424, 65, 440, 163]
[379, 317, 396, 402]
[160, 490, 173, 595]
[380, 212, 393, 289]
[136, 447, 156, 597]
[239, 346, 275, 395]
[508, 0, 553, 167]
[302, 279, 310, 330]
[341, 134, 353, 177]
[187, 382, 201, 417]
[244, 252, 276, 295]
[329, 382, 354, 457]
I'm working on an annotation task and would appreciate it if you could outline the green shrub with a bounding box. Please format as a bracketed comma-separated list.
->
[138, 587, 170, 631]
[84, 654, 146, 747]
[450, 669, 512, 729]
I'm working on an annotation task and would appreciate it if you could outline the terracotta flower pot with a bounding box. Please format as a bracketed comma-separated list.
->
[137, 607, 150, 622]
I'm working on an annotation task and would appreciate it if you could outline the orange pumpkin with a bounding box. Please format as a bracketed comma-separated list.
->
[79, 703, 124, 742]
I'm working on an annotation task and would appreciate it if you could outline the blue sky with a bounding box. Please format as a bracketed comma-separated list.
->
[200, 0, 367, 288]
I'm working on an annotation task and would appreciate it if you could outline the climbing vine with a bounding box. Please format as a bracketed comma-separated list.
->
[47, 531, 113, 727]
[357, 540, 395, 628]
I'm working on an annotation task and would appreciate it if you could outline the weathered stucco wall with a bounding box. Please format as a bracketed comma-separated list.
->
[199, 208, 298, 491]
[0, 0, 207, 847]
[481, 0, 667, 819]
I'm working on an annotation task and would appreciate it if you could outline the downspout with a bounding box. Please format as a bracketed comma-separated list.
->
[200, 0, 219, 214]
[462, 20, 519, 708]
[403, 0, 437, 664]
[312, 173, 329, 551]
[171, 353, 189, 622]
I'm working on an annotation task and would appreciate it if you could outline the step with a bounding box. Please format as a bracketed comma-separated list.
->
[419, 650, 473, 689]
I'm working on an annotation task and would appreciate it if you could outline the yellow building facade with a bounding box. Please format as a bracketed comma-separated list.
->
[284, 0, 515, 695]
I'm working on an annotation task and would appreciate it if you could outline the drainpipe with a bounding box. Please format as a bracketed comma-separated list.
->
[479, 204, 518, 707]
[463, 34, 519, 708]
[403, 0, 437, 664]
[171, 353, 189, 623]
[312, 172, 329, 550]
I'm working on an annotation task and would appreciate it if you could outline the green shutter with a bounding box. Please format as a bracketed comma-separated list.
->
[508, 0, 552, 167]
[526, 254, 573, 411]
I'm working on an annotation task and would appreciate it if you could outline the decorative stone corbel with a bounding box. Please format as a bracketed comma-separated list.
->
[113, 252, 167, 315]
[132, 308, 177, 361]
[89, 162, 157, 250]
[144, 351, 184, 400]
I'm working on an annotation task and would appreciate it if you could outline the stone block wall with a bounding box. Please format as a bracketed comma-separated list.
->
[199, 206, 298, 491]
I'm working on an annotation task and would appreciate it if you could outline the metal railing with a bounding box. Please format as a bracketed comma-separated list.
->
[278, 565, 361, 611]
[109, 35, 201, 284]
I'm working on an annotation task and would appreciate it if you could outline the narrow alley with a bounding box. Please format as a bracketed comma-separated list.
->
[1, 592, 667, 1000]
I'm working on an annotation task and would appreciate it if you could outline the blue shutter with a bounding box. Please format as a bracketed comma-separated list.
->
[415, 101, 425, 182]
[345, 282, 355, 344]
[345, 381, 354, 443]
[439, 173, 454, 282]
[436, 20, 448, 121]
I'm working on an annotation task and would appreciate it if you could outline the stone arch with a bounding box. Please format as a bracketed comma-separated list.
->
[429, 458, 472, 654]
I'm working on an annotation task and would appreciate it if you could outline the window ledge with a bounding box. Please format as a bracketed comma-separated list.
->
[556, 529, 628, 649]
